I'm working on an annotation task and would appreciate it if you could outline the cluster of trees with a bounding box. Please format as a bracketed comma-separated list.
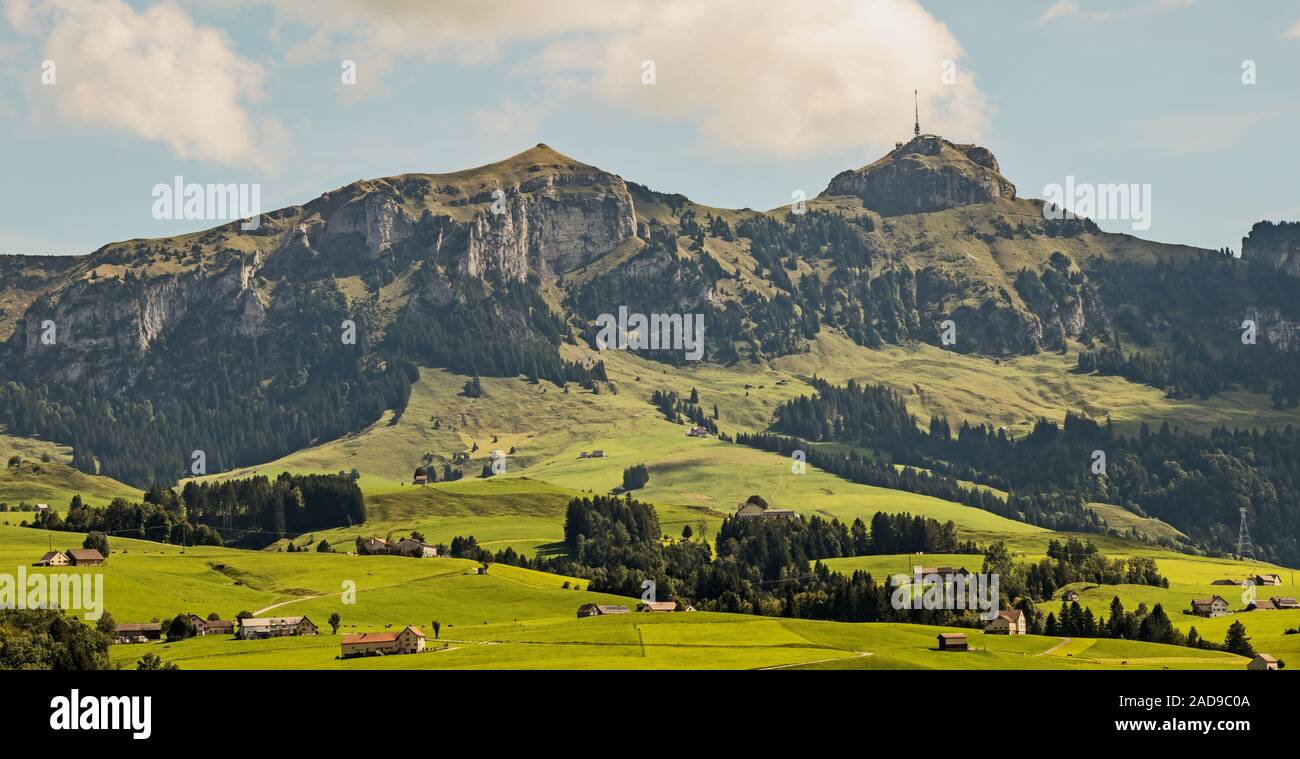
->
[482, 495, 993, 623]
[758, 377, 1300, 563]
[621, 463, 649, 491]
[650, 388, 717, 433]
[32, 473, 363, 548]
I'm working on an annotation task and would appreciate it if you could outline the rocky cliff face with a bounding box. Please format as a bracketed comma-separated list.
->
[1242, 220, 1300, 278]
[822, 135, 1016, 215]
[16, 257, 267, 388]
[463, 170, 637, 281]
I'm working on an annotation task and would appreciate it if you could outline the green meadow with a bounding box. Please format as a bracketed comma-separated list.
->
[4, 332, 1298, 669]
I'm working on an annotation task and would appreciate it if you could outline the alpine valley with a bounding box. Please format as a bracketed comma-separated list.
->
[4, 135, 1300, 671]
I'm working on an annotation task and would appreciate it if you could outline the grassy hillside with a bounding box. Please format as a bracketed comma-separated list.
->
[823, 546, 1300, 664]
[0, 526, 1244, 670]
[0, 457, 142, 511]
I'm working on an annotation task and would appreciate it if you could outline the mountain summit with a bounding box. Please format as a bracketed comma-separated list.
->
[821, 134, 1017, 215]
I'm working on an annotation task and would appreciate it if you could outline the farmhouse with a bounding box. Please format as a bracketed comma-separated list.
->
[1210, 578, 1242, 586]
[937, 632, 968, 651]
[735, 502, 797, 520]
[66, 548, 106, 566]
[576, 604, 630, 618]
[1249, 599, 1277, 611]
[413, 473, 428, 485]
[113, 623, 162, 644]
[361, 537, 390, 553]
[918, 566, 971, 579]
[1271, 596, 1299, 609]
[685, 426, 710, 438]
[1062, 589, 1080, 602]
[187, 615, 235, 636]
[236, 615, 319, 639]
[589, 450, 605, 458]
[1247, 654, 1278, 671]
[340, 626, 426, 658]
[1191, 596, 1229, 618]
[33, 551, 69, 567]
[1254, 574, 1283, 586]
[394, 538, 439, 558]
[637, 601, 678, 612]
[984, 609, 1027, 635]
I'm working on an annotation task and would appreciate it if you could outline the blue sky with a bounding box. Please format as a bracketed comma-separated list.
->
[2, 0, 1299, 254]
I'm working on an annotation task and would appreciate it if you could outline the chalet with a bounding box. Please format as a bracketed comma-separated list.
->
[36, 503, 49, 513]
[937, 632, 968, 651]
[1249, 599, 1278, 611]
[578, 452, 589, 458]
[1062, 589, 1080, 602]
[589, 450, 605, 458]
[113, 622, 162, 644]
[187, 615, 235, 636]
[66, 548, 106, 566]
[340, 626, 426, 658]
[735, 502, 797, 520]
[236, 615, 319, 640]
[33, 551, 69, 567]
[1211, 579, 1241, 586]
[637, 601, 678, 612]
[413, 473, 428, 485]
[685, 426, 710, 438]
[1255, 574, 1283, 586]
[394, 538, 439, 558]
[1191, 596, 1230, 618]
[1271, 596, 1299, 609]
[984, 609, 1026, 635]
[576, 604, 630, 618]
[1247, 654, 1279, 671]
[918, 566, 971, 579]
[361, 537, 390, 553]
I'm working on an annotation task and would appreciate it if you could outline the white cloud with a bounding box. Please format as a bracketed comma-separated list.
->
[252, 0, 989, 159]
[1038, 0, 1193, 25]
[7, 0, 284, 169]
[1285, 20, 1300, 39]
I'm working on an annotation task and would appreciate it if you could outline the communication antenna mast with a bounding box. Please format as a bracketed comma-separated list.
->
[914, 89, 920, 137]
[1236, 506, 1256, 561]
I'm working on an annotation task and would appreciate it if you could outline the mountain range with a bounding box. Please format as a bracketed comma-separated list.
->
[4, 135, 1300, 561]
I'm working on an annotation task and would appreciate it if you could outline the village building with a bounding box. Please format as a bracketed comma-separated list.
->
[413, 473, 428, 485]
[937, 632, 968, 651]
[113, 623, 163, 644]
[66, 548, 106, 566]
[1254, 574, 1283, 586]
[984, 609, 1027, 635]
[1191, 596, 1230, 618]
[33, 550, 69, 567]
[1062, 589, 1080, 602]
[361, 537, 390, 553]
[1271, 596, 1299, 609]
[685, 426, 710, 438]
[236, 615, 319, 640]
[1210, 579, 1241, 586]
[589, 450, 605, 458]
[918, 566, 971, 579]
[576, 604, 631, 618]
[1247, 654, 1279, 671]
[1249, 599, 1277, 611]
[637, 601, 678, 612]
[735, 502, 797, 520]
[393, 538, 439, 558]
[187, 615, 235, 636]
[340, 626, 426, 658]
